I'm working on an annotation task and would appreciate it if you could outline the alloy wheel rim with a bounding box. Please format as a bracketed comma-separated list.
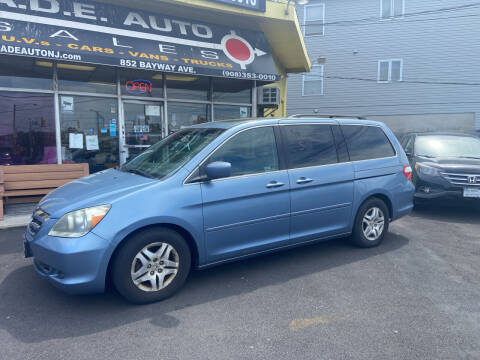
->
[362, 207, 385, 241]
[130, 242, 179, 292]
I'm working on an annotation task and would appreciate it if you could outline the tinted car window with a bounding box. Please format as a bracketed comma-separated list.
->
[207, 126, 279, 178]
[341, 125, 395, 161]
[283, 124, 338, 168]
[331, 125, 349, 163]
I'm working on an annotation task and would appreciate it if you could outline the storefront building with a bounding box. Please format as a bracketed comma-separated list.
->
[0, 0, 310, 173]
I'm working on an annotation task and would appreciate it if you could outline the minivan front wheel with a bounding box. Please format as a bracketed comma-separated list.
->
[351, 198, 389, 248]
[112, 228, 191, 304]
[130, 242, 179, 292]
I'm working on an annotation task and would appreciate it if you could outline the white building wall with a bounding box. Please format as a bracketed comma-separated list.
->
[287, 0, 480, 134]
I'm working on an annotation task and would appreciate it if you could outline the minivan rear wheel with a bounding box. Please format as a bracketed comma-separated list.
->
[112, 228, 191, 304]
[351, 198, 389, 248]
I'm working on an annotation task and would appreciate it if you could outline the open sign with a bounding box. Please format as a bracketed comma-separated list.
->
[125, 79, 152, 94]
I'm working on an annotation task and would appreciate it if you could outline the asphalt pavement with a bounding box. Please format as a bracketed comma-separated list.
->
[0, 200, 479, 360]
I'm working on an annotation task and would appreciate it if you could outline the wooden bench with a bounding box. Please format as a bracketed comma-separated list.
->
[0, 163, 89, 220]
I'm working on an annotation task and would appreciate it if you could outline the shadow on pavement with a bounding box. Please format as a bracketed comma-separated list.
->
[0, 228, 25, 255]
[411, 198, 480, 224]
[0, 233, 408, 343]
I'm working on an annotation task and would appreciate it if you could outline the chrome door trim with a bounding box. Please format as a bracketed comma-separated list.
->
[266, 181, 285, 188]
[296, 177, 313, 184]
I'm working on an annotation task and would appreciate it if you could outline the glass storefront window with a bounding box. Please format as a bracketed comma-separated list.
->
[60, 96, 119, 173]
[0, 60, 259, 170]
[0, 92, 56, 165]
[124, 102, 164, 146]
[168, 102, 211, 135]
[0, 56, 53, 90]
[120, 70, 164, 98]
[166, 75, 210, 101]
[214, 105, 252, 121]
[123, 101, 164, 161]
[58, 63, 117, 94]
[213, 78, 252, 104]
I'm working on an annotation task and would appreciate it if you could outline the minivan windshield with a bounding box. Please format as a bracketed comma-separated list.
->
[121, 127, 225, 179]
[415, 135, 480, 159]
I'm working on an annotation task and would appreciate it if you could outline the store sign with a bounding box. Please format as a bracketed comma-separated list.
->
[0, 0, 278, 81]
[125, 79, 152, 94]
[207, 0, 266, 12]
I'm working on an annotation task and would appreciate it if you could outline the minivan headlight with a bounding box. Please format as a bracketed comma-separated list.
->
[49, 205, 111, 238]
[415, 163, 439, 176]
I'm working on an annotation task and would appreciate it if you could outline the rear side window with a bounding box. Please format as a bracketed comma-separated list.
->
[341, 125, 396, 161]
[282, 124, 338, 168]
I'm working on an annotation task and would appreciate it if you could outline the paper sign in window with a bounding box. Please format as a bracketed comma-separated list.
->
[145, 105, 161, 117]
[240, 107, 248, 118]
[61, 96, 74, 113]
[134, 125, 150, 133]
[86, 135, 99, 151]
[68, 133, 83, 149]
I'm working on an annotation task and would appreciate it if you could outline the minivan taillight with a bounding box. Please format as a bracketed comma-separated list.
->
[403, 165, 412, 181]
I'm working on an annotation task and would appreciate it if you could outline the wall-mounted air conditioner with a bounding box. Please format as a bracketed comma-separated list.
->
[257, 86, 280, 107]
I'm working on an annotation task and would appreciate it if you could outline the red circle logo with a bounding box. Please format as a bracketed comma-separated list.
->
[225, 38, 251, 61]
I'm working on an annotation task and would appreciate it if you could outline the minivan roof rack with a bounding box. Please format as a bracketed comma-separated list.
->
[288, 114, 366, 120]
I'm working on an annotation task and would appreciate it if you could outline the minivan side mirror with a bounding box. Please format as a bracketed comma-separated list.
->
[205, 161, 231, 180]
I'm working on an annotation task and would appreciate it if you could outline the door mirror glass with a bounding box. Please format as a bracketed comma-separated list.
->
[205, 161, 231, 180]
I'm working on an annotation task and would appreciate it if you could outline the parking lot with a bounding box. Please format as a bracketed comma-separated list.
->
[0, 200, 479, 360]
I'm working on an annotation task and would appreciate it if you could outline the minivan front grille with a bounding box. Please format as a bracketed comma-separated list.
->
[441, 172, 480, 186]
[28, 208, 49, 237]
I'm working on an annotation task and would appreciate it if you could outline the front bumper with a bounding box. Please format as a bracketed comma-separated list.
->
[414, 170, 480, 200]
[25, 228, 111, 294]
[414, 188, 463, 199]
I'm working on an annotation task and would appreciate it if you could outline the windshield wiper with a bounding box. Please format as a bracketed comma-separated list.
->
[416, 154, 435, 158]
[125, 168, 156, 179]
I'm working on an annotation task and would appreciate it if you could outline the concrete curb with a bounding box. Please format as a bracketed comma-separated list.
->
[0, 215, 30, 230]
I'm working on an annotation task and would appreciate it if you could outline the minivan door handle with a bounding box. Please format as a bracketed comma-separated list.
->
[296, 177, 313, 184]
[266, 181, 285, 189]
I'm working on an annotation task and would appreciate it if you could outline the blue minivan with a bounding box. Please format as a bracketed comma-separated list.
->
[24, 118, 414, 304]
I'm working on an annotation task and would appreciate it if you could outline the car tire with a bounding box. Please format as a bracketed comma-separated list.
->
[351, 198, 389, 248]
[112, 228, 191, 304]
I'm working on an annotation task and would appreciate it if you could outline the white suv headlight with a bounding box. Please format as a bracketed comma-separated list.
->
[49, 205, 111, 238]
[415, 163, 439, 176]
